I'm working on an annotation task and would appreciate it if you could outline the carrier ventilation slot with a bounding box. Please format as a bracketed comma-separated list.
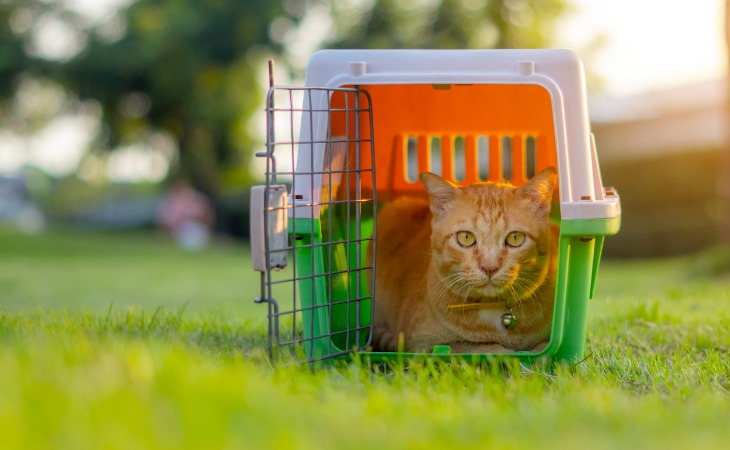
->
[525, 135, 537, 179]
[403, 133, 538, 185]
[502, 136, 513, 181]
[430, 136, 442, 176]
[453, 136, 466, 182]
[477, 135, 490, 181]
[406, 136, 418, 183]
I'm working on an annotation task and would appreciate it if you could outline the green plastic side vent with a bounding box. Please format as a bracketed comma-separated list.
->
[560, 216, 620, 300]
[289, 217, 328, 360]
[589, 236, 605, 298]
[289, 215, 374, 362]
[550, 235, 594, 363]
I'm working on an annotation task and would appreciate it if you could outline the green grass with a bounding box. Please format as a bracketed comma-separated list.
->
[2, 227, 730, 449]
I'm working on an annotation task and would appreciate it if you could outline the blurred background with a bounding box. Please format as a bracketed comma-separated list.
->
[0, 0, 728, 257]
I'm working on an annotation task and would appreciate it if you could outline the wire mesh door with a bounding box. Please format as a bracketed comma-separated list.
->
[254, 85, 377, 363]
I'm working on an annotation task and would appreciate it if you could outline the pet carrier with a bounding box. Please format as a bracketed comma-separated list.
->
[251, 49, 621, 365]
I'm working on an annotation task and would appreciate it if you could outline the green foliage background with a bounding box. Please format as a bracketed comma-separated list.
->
[0, 0, 571, 204]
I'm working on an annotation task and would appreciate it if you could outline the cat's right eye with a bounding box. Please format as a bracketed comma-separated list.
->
[455, 231, 476, 247]
[505, 231, 526, 247]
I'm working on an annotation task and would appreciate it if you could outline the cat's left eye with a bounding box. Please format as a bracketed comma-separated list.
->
[456, 231, 476, 247]
[505, 231, 526, 247]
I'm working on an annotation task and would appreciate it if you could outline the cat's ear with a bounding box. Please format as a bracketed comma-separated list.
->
[519, 167, 557, 215]
[420, 172, 460, 216]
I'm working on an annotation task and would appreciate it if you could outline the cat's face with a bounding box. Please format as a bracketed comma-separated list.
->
[421, 168, 556, 307]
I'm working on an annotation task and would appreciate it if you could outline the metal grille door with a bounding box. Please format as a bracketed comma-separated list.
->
[252, 86, 377, 363]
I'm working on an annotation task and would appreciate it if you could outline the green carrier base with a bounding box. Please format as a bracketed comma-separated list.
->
[289, 210, 621, 367]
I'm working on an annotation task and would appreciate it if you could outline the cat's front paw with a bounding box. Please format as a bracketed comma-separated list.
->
[372, 326, 397, 352]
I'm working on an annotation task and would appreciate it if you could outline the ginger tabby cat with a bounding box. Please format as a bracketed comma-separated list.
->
[371, 167, 558, 353]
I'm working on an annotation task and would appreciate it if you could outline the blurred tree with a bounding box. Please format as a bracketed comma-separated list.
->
[323, 0, 570, 50]
[2, 0, 574, 227]
[1, 0, 292, 206]
[0, 4, 30, 100]
[52, 0, 288, 201]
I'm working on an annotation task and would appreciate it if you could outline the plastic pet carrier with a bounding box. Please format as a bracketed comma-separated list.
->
[251, 49, 621, 365]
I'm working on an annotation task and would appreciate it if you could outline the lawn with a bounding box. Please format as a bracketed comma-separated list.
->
[1, 227, 730, 449]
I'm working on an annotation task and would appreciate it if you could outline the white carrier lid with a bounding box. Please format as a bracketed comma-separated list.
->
[291, 49, 619, 222]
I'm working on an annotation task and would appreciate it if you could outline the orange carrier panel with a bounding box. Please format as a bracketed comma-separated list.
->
[329, 83, 558, 203]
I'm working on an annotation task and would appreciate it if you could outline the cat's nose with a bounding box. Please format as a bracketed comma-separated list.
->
[481, 264, 500, 278]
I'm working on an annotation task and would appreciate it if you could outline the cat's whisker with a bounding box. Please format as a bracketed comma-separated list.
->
[455, 282, 470, 301]
[460, 285, 473, 321]
[523, 278, 545, 314]
[429, 274, 467, 307]
[516, 288, 542, 316]
[431, 272, 462, 287]
[514, 278, 537, 306]
[452, 282, 471, 317]
[427, 274, 461, 296]
[430, 273, 463, 297]
[453, 279, 469, 297]
[512, 276, 537, 300]
[447, 277, 468, 301]
[510, 278, 527, 299]
[506, 284, 520, 308]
